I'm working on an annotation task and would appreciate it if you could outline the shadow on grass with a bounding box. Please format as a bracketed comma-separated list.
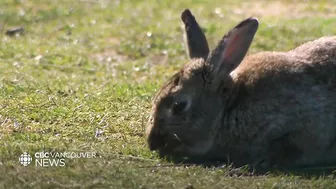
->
[160, 155, 336, 178]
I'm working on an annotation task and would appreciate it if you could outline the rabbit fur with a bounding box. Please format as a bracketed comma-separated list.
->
[146, 9, 336, 168]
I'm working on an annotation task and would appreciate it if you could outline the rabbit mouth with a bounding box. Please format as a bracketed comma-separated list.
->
[147, 131, 188, 157]
[148, 131, 211, 161]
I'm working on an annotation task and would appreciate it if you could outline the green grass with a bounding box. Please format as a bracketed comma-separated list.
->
[1, 0, 336, 188]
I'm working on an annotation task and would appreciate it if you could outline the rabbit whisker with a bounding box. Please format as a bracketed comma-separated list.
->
[173, 133, 182, 141]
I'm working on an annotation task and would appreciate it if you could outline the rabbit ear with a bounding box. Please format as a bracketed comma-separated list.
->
[181, 9, 210, 60]
[207, 17, 259, 79]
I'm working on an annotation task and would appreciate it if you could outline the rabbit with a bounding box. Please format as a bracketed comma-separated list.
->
[145, 9, 336, 169]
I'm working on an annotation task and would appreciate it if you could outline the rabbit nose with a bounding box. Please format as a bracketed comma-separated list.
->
[147, 128, 165, 151]
[147, 117, 166, 151]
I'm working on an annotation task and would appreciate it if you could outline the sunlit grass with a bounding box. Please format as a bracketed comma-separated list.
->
[0, 0, 336, 188]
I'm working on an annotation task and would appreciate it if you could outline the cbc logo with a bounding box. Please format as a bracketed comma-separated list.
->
[19, 152, 32, 166]
[35, 151, 51, 158]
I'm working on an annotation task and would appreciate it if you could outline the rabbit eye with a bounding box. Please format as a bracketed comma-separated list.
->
[171, 100, 189, 115]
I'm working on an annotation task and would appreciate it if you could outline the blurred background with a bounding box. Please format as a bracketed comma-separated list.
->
[1, 0, 336, 83]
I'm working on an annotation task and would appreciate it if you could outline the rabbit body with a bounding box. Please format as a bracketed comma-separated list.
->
[215, 37, 336, 167]
[146, 9, 336, 168]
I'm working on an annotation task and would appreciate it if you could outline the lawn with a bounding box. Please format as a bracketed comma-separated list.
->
[0, 0, 336, 188]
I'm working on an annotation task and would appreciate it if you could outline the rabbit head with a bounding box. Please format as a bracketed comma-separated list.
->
[146, 9, 259, 160]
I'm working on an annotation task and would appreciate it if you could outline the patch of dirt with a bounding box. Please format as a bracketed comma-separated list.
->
[147, 53, 169, 66]
[231, 1, 336, 18]
[105, 37, 121, 46]
[0, 116, 17, 135]
[89, 36, 129, 65]
[90, 49, 129, 64]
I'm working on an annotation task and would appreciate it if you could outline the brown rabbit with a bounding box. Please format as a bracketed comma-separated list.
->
[145, 9, 336, 168]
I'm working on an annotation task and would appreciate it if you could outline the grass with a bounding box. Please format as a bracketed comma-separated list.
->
[0, 0, 336, 188]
